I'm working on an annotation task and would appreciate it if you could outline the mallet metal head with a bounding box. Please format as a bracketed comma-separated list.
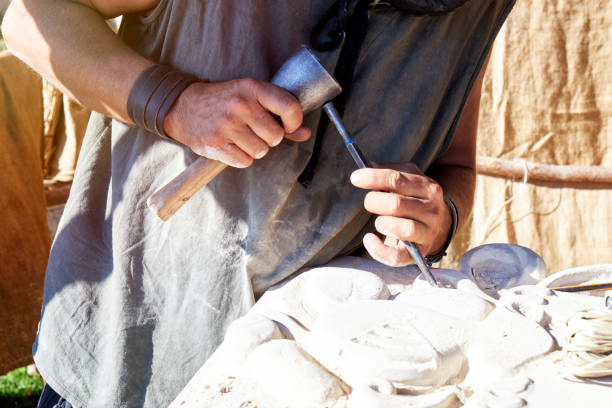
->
[271, 45, 342, 114]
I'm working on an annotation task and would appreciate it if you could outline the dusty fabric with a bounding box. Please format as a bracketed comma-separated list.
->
[443, 0, 612, 274]
[0, 51, 47, 374]
[33, 1, 514, 407]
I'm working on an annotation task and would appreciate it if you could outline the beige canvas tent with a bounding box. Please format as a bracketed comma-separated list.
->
[0, 50, 89, 374]
[443, 0, 612, 274]
[0, 51, 48, 374]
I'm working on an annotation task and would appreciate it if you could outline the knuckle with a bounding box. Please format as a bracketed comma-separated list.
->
[428, 205, 440, 220]
[429, 182, 443, 198]
[285, 97, 301, 114]
[215, 116, 232, 132]
[389, 195, 404, 214]
[400, 220, 416, 239]
[280, 96, 301, 122]
[388, 171, 403, 191]
[227, 96, 249, 114]
[240, 77, 260, 93]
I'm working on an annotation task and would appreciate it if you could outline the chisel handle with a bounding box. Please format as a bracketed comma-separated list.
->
[147, 158, 227, 221]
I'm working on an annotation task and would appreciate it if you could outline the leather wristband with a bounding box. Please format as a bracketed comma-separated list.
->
[425, 193, 459, 265]
[127, 64, 198, 139]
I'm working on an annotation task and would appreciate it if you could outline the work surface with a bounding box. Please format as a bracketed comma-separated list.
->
[169, 244, 612, 407]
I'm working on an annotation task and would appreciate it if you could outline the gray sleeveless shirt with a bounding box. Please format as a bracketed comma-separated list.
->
[34, 1, 514, 406]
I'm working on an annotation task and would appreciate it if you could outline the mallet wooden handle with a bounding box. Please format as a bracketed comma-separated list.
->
[147, 158, 227, 220]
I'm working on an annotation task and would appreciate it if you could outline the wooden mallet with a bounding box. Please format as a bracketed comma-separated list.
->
[147, 46, 342, 221]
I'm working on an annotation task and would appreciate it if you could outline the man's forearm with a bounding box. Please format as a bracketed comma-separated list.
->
[2, 0, 153, 122]
[427, 163, 476, 232]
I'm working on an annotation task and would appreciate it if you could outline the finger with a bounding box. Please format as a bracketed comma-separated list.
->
[228, 126, 271, 160]
[350, 168, 428, 197]
[363, 191, 428, 219]
[284, 126, 311, 142]
[250, 81, 303, 133]
[374, 215, 428, 245]
[363, 233, 413, 267]
[194, 143, 253, 168]
[243, 103, 286, 147]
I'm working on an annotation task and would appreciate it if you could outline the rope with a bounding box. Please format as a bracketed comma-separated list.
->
[476, 179, 516, 245]
[561, 309, 612, 378]
[520, 158, 528, 184]
[476, 161, 563, 245]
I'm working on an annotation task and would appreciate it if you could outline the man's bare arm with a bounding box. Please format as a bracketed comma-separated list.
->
[2, 0, 310, 167]
[2, 0, 157, 122]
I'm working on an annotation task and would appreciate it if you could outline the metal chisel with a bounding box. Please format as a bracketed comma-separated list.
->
[323, 103, 439, 287]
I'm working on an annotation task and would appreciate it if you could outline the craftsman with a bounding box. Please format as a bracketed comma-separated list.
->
[2, 0, 514, 407]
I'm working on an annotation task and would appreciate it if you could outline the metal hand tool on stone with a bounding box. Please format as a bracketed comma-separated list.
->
[323, 104, 439, 288]
[147, 45, 342, 220]
[550, 282, 612, 293]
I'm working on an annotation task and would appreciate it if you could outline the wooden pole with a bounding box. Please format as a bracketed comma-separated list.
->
[476, 156, 612, 186]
